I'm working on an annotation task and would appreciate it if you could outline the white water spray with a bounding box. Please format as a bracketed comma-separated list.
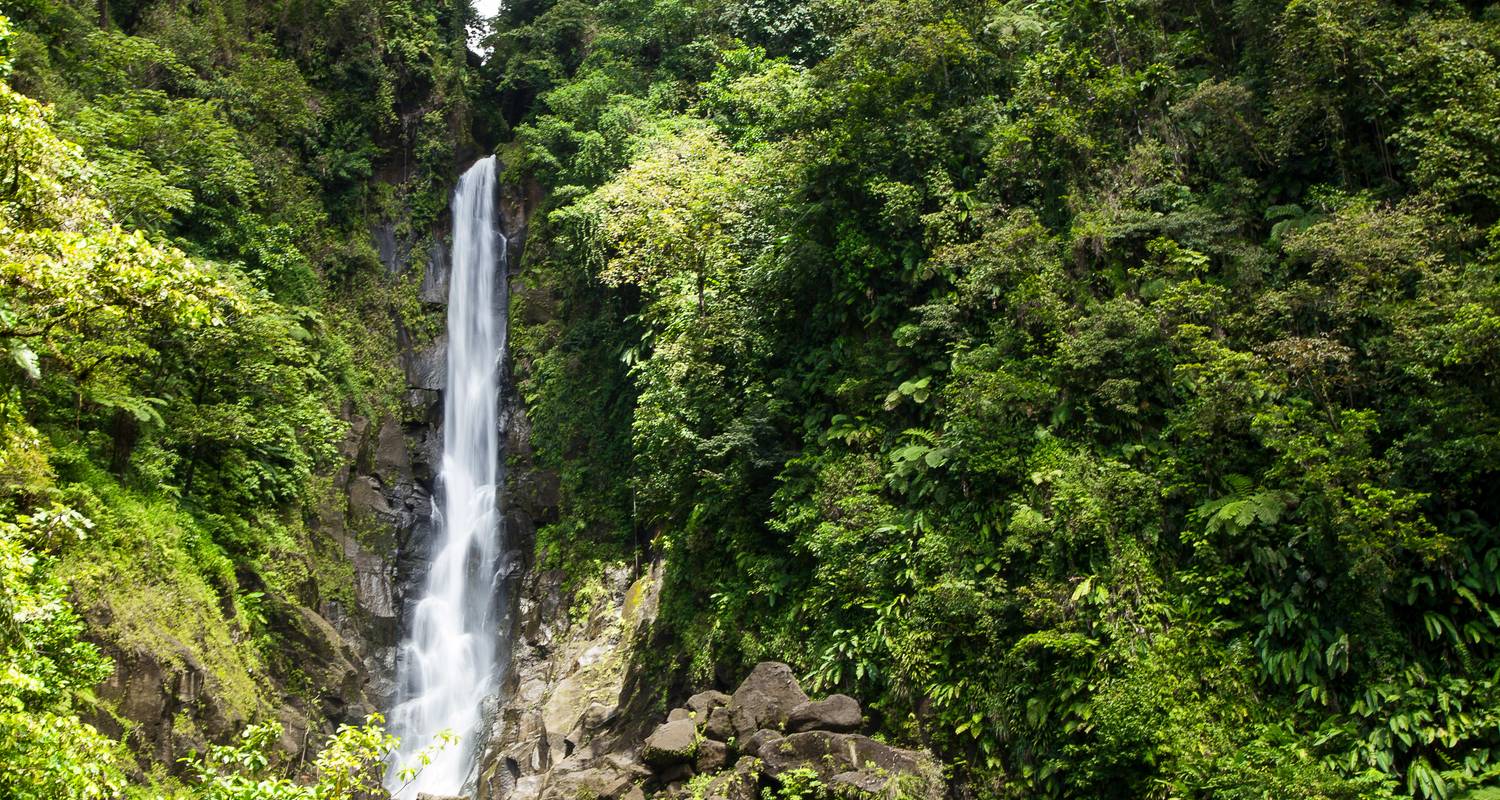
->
[388, 156, 506, 797]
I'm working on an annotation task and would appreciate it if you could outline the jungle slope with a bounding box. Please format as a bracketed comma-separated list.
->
[494, 0, 1500, 798]
[0, 0, 489, 792]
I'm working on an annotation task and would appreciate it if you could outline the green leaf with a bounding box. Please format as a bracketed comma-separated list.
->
[1072, 578, 1093, 603]
[9, 345, 39, 379]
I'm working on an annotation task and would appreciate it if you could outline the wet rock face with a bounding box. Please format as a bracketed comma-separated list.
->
[407, 336, 448, 392]
[319, 404, 437, 715]
[270, 603, 377, 724]
[421, 240, 451, 305]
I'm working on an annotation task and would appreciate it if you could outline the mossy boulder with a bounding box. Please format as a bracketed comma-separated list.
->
[757, 731, 943, 800]
[704, 757, 761, 800]
[641, 718, 699, 767]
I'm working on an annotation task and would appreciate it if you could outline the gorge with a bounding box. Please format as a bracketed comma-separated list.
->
[2, 0, 1500, 799]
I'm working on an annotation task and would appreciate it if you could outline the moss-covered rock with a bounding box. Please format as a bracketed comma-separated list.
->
[642, 718, 699, 767]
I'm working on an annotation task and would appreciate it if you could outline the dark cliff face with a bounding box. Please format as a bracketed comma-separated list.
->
[385, 162, 543, 621]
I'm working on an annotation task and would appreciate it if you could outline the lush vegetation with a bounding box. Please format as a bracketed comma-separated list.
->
[498, 0, 1500, 797]
[5, 0, 1500, 795]
[0, 0, 472, 788]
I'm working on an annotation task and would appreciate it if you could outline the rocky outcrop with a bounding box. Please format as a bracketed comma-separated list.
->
[317, 406, 427, 715]
[632, 664, 944, 800]
[460, 549, 943, 800]
[469, 562, 658, 800]
[85, 632, 252, 770]
[81, 398, 416, 773]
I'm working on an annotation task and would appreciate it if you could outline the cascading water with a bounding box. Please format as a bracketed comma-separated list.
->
[388, 155, 507, 798]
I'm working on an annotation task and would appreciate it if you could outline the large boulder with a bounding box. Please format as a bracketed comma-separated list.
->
[830, 770, 930, 799]
[728, 690, 770, 740]
[757, 731, 943, 800]
[728, 662, 808, 737]
[687, 689, 731, 720]
[372, 415, 411, 482]
[641, 718, 699, 767]
[739, 728, 784, 759]
[787, 694, 862, 733]
[696, 738, 730, 773]
[703, 705, 734, 742]
[347, 475, 394, 520]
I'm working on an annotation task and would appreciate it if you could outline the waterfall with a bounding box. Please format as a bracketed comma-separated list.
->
[388, 155, 507, 798]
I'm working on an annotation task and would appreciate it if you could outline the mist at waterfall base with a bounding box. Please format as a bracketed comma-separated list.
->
[387, 156, 507, 797]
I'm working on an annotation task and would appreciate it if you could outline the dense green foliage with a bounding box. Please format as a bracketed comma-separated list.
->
[5, 0, 1500, 794]
[0, 0, 474, 787]
[500, 0, 1500, 797]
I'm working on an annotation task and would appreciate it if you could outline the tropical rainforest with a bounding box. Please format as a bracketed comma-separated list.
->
[2, 0, 1500, 796]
